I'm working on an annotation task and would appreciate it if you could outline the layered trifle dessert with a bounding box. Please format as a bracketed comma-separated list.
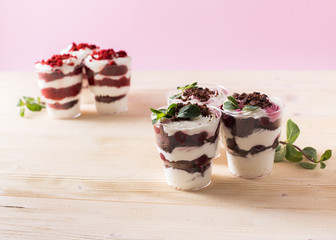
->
[151, 103, 221, 190]
[61, 42, 99, 103]
[35, 54, 83, 119]
[220, 92, 283, 179]
[167, 82, 228, 108]
[84, 49, 131, 114]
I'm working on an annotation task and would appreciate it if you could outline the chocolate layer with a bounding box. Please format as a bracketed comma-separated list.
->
[95, 94, 126, 103]
[225, 136, 279, 157]
[47, 99, 79, 110]
[85, 67, 130, 87]
[38, 66, 82, 82]
[99, 64, 128, 76]
[88, 77, 130, 88]
[154, 122, 220, 153]
[222, 113, 281, 138]
[41, 83, 82, 100]
[161, 153, 212, 174]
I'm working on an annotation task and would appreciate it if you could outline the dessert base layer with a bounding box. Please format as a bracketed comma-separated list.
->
[226, 148, 275, 179]
[46, 102, 81, 119]
[95, 96, 128, 115]
[163, 165, 212, 191]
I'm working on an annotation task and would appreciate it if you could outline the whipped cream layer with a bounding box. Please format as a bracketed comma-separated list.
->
[35, 57, 82, 75]
[164, 164, 212, 190]
[167, 84, 228, 107]
[46, 102, 80, 119]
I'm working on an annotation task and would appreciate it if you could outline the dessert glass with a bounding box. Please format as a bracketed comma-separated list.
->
[84, 50, 131, 114]
[35, 54, 83, 119]
[152, 106, 221, 190]
[220, 97, 284, 179]
[166, 83, 228, 108]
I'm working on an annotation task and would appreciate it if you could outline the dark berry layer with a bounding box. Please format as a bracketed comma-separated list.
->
[154, 122, 220, 153]
[85, 67, 130, 87]
[38, 66, 82, 82]
[41, 83, 82, 101]
[47, 99, 79, 110]
[95, 94, 126, 103]
[222, 113, 281, 138]
[161, 153, 212, 175]
[225, 136, 279, 157]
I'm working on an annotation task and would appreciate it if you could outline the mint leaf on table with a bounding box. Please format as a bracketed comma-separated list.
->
[275, 119, 332, 170]
[17, 96, 45, 117]
[285, 143, 303, 162]
[299, 162, 317, 170]
[275, 145, 287, 162]
[177, 105, 201, 119]
[302, 147, 317, 162]
[286, 119, 300, 144]
[242, 105, 259, 111]
[320, 150, 332, 161]
[320, 162, 326, 169]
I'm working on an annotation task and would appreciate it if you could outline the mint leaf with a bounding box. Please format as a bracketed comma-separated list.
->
[152, 117, 158, 125]
[19, 108, 25, 117]
[320, 150, 332, 161]
[227, 96, 239, 108]
[166, 103, 177, 117]
[285, 143, 303, 162]
[274, 145, 286, 162]
[302, 147, 317, 162]
[177, 82, 198, 90]
[242, 105, 259, 111]
[223, 101, 238, 110]
[299, 162, 317, 170]
[320, 162, 326, 169]
[286, 119, 300, 144]
[17, 99, 24, 107]
[23, 96, 34, 102]
[150, 108, 164, 115]
[26, 103, 42, 111]
[177, 105, 201, 119]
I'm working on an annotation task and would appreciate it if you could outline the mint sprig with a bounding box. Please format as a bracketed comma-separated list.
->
[17, 96, 45, 117]
[170, 82, 198, 100]
[150, 103, 201, 124]
[223, 96, 259, 112]
[177, 82, 198, 91]
[275, 119, 332, 169]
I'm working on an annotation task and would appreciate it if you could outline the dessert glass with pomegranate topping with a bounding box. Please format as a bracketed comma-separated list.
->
[84, 49, 131, 114]
[61, 42, 99, 104]
[220, 92, 284, 179]
[151, 103, 221, 190]
[166, 82, 228, 108]
[35, 54, 83, 119]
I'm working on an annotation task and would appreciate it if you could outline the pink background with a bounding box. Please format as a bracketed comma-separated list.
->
[1, 0, 335, 70]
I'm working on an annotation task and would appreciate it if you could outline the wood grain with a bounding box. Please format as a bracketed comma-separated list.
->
[1, 71, 336, 240]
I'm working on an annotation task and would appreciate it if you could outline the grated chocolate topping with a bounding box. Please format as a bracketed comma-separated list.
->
[178, 87, 218, 102]
[232, 92, 273, 109]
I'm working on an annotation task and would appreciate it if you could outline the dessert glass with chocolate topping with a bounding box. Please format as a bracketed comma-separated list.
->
[84, 49, 131, 114]
[166, 82, 228, 108]
[220, 92, 284, 179]
[151, 103, 221, 190]
[61, 42, 100, 104]
[35, 54, 83, 119]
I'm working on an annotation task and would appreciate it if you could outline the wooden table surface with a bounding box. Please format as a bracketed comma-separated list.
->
[1, 71, 335, 240]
